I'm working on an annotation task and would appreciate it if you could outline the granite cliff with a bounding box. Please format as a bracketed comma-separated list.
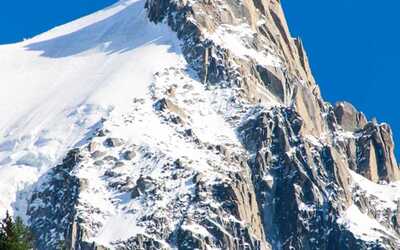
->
[1, 0, 400, 249]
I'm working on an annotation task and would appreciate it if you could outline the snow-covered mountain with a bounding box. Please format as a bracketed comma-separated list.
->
[1, 0, 400, 249]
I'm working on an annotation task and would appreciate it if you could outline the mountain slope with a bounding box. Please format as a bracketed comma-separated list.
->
[0, 0, 181, 219]
[1, 0, 400, 249]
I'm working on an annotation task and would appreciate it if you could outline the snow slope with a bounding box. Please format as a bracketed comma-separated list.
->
[0, 0, 183, 219]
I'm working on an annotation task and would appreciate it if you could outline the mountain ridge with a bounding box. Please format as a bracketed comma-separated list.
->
[1, 0, 400, 249]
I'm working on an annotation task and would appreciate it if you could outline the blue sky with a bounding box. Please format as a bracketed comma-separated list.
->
[1, 1, 399, 155]
[282, 1, 400, 155]
[0, 1, 116, 43]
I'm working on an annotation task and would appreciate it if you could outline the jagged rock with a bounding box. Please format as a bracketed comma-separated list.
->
[104, 169, 121, 178]
[256, 65, 286, 102]
[334, 101, 367, 131]
[136, 176, 156, 192]
[238, 107, 355, 248]
[293, 85, 325, 136]
[16, 0, 400, 249]
[131, 176, 156, 198]
[28, 149, 84, 250]
[175, 226, 209, 250]
[131, 187, 141, 199]
[192, 172, 205, 184]
[356, 122, 400, 182]
[114, 234, 167, 250]
[97, 130, 107, 137]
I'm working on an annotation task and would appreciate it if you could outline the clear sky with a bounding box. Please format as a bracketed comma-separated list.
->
[1, 1, 399, 155]
[282, 1, 400, 156]
[0, 1, 116, 43]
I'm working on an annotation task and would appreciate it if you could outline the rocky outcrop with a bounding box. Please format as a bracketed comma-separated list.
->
[356, 122, 400, 183]
[28, 149, 85, 250]
[334, 102, 367, 132]
[28, 147, 110, 250]
[143, 0, 400, 247]
[238, 107, 355, 249]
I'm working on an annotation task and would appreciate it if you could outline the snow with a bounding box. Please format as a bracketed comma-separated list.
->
[181, 222, 211, 237]
[67, 36, 251, 247]
[336, 170, 400, 243]
[206, 23, 281, 68]
[337, 204, 395, 242]
[350, 170, 400, 211]
[0, 0, 183, 220]
[91, 213, 144, 246]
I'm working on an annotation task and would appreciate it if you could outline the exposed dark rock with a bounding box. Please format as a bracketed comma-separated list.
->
[114, 234, 167, 250]
[131, 176, 157, 198]
[123, 150, 136, 160]
[104, 138, 124, 147]
[237, 107, 359, 249]
[28, 149, 84, 250]
[97, 129, 108, 137]
[22, 0, 400, 249]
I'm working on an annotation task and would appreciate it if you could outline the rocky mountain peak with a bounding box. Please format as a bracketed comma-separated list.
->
[1, 0, 400, 249]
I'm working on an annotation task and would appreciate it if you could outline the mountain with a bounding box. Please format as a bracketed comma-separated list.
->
[1, 0, 400, 249]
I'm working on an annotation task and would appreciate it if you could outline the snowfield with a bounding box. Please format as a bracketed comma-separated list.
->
[0, 0, 183, 220]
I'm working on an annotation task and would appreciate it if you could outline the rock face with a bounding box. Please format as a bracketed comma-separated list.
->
[15, 0, 400, 249]
[356, 122, 400, 183]
[334, 102, 367, 132]
[238, 107, 355, 249]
